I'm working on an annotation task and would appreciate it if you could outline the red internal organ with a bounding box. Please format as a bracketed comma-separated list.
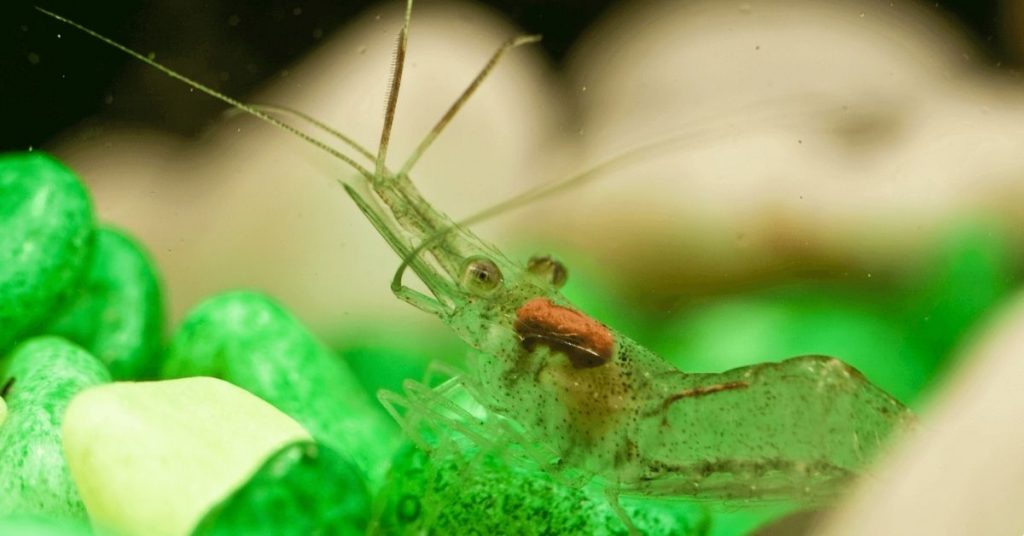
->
[513, 297, 615, 368]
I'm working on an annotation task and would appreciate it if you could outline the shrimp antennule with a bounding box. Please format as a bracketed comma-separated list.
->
[399, 34, 542, 178]
[33, 6, 374, 182]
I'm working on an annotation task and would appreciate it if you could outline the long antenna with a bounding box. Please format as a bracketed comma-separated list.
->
[398, 34, 542, 178]
[376, 0, 415, 178]
[235, 104, 377, 162]
[390, 139, 666, 293]
[35, 6, 374, 182]
[390, 98, 838, 292]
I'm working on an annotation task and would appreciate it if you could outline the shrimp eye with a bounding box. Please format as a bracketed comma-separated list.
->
[461, 256, 503, 295]
[527, 255, 568, 289]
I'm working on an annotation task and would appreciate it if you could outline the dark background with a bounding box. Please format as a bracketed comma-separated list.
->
[0, 0, 1014, 153]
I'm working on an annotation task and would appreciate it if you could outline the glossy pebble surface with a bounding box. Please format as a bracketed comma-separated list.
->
[0, 153, 94, 353]
[374, 444, 711, 535]
[164, 291, 398, 481]
[46, 226, 164, 380]
[62, 376, 310, 536]
[192, 441, 370, 536]
[0, 337, 110, 519]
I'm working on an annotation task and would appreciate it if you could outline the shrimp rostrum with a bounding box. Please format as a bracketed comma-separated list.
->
[39, 0, 915, 518]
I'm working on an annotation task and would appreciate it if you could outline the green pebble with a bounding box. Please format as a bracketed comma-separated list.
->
[164, 291, 399, 482]
[192, 441, 369, 536]
[45, 226, 164, 380]
[374, 444, 710, 536]
[0, 153, 95, 353]
[0, 513, 93, 536]
[0, 336, 111, 519]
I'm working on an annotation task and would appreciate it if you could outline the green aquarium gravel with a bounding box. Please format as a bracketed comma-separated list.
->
[164, 291, 400, 483]
[0, 336, 110, 519]
[192, 441, 370, 536]
[0, 153, 94, 354]
[62, 376, 310, 536]
[45, 227, 164, 381]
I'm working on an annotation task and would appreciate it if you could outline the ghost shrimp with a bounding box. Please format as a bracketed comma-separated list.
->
[38, 0, 915, 529]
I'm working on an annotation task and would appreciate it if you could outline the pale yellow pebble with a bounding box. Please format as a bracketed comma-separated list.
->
[0, 396, 6, 427]
[62, 376, 310, 536]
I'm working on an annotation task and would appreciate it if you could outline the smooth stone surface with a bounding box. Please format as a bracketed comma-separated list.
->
[0, 513, 93, 535]
[46, 226, 164, 380]
[63, 376, 310, 536]
[164, 292, 398, 481]
[0, 152, 94, 353]
[0, 337, 110, 519]
[373, 444, 711, 535]
[192, 441, 369, 536]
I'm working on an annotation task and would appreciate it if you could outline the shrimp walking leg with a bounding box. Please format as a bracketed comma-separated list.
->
[605, 487, 640, 536]
[377, 377, 492, 452]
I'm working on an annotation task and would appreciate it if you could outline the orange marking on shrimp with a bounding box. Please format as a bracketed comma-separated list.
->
[514, 297, 615, 368]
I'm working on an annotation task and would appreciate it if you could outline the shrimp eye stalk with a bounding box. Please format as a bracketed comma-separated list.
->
[527, 255, 568, 289]
[460, 256, 503, 295]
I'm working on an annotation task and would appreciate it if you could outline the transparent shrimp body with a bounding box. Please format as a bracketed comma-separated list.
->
[432, 250, 914, 501]
[38, 0, 916, 509]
